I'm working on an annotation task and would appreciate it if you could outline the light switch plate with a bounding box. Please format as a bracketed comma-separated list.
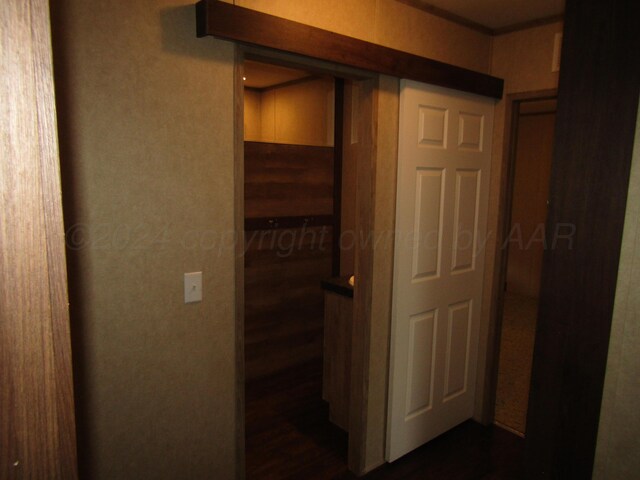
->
[184, 272, 202, 303]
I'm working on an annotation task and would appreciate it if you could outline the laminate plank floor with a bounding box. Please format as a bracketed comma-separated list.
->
[246, 360, 524, 479]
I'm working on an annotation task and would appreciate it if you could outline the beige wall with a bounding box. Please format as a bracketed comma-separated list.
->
[52, 1, 236, 478]
[594, 103, 640, 479]
[223, 0, 492, 73]
[245, 77, 334, 145]
[243, 88, 262, 141]
[491, 23, 562, 95]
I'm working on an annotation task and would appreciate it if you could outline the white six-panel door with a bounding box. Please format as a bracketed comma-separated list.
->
[386, 80, 494, 461]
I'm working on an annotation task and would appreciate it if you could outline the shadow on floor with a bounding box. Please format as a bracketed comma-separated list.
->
[246, 360, 524, 479]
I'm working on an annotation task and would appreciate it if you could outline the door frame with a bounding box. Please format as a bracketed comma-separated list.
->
[232, 46, 382, 477]
[481, 89, 558, 426]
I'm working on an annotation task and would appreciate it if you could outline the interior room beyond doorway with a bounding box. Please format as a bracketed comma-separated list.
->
[242, 58, 354, 477]
[494, 97, 557, 436]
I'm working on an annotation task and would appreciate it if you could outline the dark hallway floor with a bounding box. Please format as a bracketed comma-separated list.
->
[494, 292, 538, 435]
[245, 360, 524, 479]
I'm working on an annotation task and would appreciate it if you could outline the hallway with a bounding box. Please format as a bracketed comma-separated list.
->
[494, 292, 538, 435]
[246, 360, 524, 479]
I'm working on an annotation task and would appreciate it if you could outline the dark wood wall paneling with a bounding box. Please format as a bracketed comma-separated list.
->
[245, 142, 334, 218]
[244, 141, 335, 380]
[196, 0, 504, 99]
[525, 0, 640, 477]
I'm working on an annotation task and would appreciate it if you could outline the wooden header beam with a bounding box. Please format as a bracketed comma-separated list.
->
[195, 0, 504, 99]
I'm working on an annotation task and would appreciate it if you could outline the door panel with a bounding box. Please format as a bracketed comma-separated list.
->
[452, 169, 480, 272]
[387, 80, 494, 461]
[413, 168, 444, 279]
[444, 300, 472, 400]
[406, 309, 437, 416]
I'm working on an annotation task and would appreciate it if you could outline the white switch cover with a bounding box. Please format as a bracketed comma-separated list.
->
[184, 272, 202, 303]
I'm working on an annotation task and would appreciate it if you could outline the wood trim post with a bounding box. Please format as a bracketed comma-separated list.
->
[348, 77, 378, 475]
[1, 0, 78, 476]
[233, 47, 246, 480]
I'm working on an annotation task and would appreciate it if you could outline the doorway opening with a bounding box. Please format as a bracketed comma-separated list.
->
[238, 55, 376, 477]
[493, 93, 557, 437]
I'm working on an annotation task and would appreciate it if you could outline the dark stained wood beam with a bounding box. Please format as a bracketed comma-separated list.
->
[196, 0, 504, 99]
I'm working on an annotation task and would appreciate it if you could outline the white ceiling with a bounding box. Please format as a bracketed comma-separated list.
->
[415, 0, 564, 30]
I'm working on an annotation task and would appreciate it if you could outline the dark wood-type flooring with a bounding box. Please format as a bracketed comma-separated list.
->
[246, 360, 524, 479]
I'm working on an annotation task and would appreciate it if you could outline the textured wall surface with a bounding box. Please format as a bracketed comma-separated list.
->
[244, 89, 262, 141]
[51, 1, 237, 478]
[491, 22, 562, 94]
[594, 103, 640, 479]
[246, 77, 334, 146]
